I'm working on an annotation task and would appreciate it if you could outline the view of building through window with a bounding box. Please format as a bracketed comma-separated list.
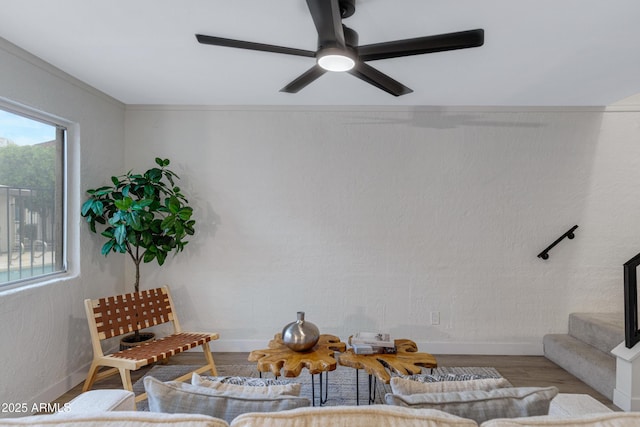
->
[0, 108, 65, 286]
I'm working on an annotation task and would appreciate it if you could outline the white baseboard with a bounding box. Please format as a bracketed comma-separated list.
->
[414, 340, 543, 356]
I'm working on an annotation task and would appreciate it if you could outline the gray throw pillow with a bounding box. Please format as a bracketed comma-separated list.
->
[144, 376, 310, 423]
[385, 386, 559, 424]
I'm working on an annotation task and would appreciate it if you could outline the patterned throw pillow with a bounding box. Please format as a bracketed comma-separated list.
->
[197, 375, 294, 386]
[192, 374, 302, 396]
[402, 373, 502, 382]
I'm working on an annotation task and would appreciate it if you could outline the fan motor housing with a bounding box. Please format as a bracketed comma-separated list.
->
[339, 0, 355, 18]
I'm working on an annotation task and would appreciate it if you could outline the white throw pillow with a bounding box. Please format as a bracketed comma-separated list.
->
[0, 411, 229, 426]
[232, 405, 478, 427]
[391, 377, 512, 396]
[192, 373, 301, 396]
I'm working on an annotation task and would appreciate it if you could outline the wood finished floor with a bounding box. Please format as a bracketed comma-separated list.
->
[52, 352, 619, 411]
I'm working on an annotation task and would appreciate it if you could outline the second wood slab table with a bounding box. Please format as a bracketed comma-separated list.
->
[338, 339, 438, 404]
[248, 333, 346, 406]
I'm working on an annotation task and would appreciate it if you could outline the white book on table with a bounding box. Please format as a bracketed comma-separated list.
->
[350, 332, 395, 348]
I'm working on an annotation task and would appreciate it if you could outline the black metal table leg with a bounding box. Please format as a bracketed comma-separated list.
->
[368, 373, 377, 404]
[311, 372, 329, 406]
[356, 369, 360, 405]
[355, 369, 377, 405]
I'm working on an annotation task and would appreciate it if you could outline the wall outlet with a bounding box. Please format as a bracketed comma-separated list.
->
[431, 311, 440, 325]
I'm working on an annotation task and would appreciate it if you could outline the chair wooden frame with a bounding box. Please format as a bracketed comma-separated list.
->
[82, 286, 218, 402]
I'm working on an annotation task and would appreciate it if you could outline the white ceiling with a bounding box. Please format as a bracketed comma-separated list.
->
[1, 0, 639, 106]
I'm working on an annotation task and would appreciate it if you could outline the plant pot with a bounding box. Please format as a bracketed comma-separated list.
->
[119, 332, 155, 351]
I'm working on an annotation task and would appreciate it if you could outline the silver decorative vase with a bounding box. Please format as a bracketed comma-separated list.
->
[282, 311, 320, 352]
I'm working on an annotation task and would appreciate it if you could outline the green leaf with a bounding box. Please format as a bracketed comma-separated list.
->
[101, 229, 114, 238]
[93, 188, 113, 196]
[144, 185, 155, 197]
[81, 199, 94, 217]
[161, 216, 175, 231]
[177, 207, 192, 220]
[114, 224, 127, 244]
[92, 200, 104, 215]
[111, 176, 120, 186]
[167, 196, 181, 214]
[130, 211, 142, 230]
[108, 211, 123, 226]
[150, 219, 162, 233]
[174, 221, 184, 236]
[101, 240, 115, 256]
[132, 199, 153, 210]
[114, 197, 133, 210]
[143, 251, 156, 263]
[142, 231, 153, 246]
[147, 168, 162, 182]
[156, 250, 167, 265]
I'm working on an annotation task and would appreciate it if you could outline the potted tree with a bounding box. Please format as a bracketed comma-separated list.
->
[81, 157, 195, 346]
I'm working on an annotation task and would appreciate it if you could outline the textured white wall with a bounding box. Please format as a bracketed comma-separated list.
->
[124, 106, 640, 355]
[0, 38, 125, 415]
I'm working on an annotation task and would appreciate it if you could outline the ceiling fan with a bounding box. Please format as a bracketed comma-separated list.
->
[195, 0, 484, 97]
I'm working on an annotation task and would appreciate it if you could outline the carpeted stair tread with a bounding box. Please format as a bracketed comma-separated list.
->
[543, 333, 615, 400]
[569, 313, 624, 354]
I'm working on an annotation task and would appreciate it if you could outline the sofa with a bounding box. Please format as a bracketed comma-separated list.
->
[0, 388, 638, 427]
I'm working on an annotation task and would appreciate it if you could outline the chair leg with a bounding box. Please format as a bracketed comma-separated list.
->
[82, 361, 100, 392]
[202, 342, 218, 376]
[119, 368, 134, 392]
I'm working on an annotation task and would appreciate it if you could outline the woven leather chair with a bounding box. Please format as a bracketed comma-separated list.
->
[82, 286, 219, 402]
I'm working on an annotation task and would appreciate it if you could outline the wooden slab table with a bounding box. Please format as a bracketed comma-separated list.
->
[248, 333, 346, 405]
[338, 339, 438, 404]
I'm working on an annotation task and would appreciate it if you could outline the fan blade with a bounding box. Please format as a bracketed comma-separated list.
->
[348, 62, 413, 97]
[196, 34, 315, 58]
[280, 65, 327, 93]
[358, 29, 484, 61]
[306, 0, 346, 48]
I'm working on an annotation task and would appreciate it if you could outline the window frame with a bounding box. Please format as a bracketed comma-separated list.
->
[0, 100, 69, 290]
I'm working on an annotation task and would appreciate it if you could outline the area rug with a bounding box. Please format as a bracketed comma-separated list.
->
[133, 364, 504, 410]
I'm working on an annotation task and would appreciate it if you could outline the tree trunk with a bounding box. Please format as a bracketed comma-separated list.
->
[133, 256, 141, 341]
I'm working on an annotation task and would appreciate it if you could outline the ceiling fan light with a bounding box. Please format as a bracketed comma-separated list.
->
[317, 49, 355, 72]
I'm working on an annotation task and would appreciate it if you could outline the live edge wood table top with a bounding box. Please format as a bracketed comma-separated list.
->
[248, 333, 347, 378]
[338, 339, 438, 383]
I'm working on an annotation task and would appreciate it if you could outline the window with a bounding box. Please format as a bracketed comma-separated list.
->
[0, 106, 66, 287]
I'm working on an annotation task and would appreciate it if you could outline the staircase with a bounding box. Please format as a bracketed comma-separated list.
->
[543, 313, 624, 400]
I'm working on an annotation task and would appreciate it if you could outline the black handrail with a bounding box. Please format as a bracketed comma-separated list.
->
[537, 225, 578, 260]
